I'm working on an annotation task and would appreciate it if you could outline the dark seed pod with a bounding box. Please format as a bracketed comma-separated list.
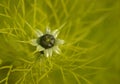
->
[40, 51, 44, 54]
[37, 34, 55, 49]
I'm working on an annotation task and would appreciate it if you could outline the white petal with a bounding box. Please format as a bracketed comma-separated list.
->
[55, 39, 64, 45]
[48, 49, 53, 56]
[35, 29, 43, 37]
[44, 50, 49, 57]
[30, 39, 38, 46]
[36, 46, 44, 51]
[53, 46, 61, 54]
[46, 26, 51, 34]
[52, 29, 59, 38]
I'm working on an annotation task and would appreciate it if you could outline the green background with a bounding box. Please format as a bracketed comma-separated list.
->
[0, 0, 120, 84]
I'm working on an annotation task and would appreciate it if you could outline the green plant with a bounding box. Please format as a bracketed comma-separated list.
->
[0, 0, 120, 84]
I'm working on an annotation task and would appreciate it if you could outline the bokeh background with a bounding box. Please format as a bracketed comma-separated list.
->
[0, 0, 120, 84]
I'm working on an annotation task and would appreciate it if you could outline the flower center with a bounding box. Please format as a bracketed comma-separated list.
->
[38, 34, 55, 49]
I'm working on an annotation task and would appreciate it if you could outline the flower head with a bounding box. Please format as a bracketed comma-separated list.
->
[30, 27, 64, 57]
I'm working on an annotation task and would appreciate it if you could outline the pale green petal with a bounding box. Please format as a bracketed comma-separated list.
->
[48, 49, 53, 56]
[30, 39, 38, 46]
[53, 46, 61, 54]
[55, 39, 64, 45]
[46, 26, 51, 34]
[35, 29, 43, 37]
[52, 29, 59, 38]
[44, 49, 49, 57]
[36, 46, 44, 51]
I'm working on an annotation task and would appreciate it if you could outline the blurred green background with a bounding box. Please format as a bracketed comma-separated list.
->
[0, 0, 120, 84]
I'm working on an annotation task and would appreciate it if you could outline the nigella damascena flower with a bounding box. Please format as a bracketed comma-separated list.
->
[30, 27, 64, 57]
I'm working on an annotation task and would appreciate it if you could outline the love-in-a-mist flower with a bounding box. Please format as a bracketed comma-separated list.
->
[30, 27, 64, 57]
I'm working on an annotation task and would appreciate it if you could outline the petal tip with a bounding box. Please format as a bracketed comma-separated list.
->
[30, 39, 38, 46]
[35, 29, 43, 37]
